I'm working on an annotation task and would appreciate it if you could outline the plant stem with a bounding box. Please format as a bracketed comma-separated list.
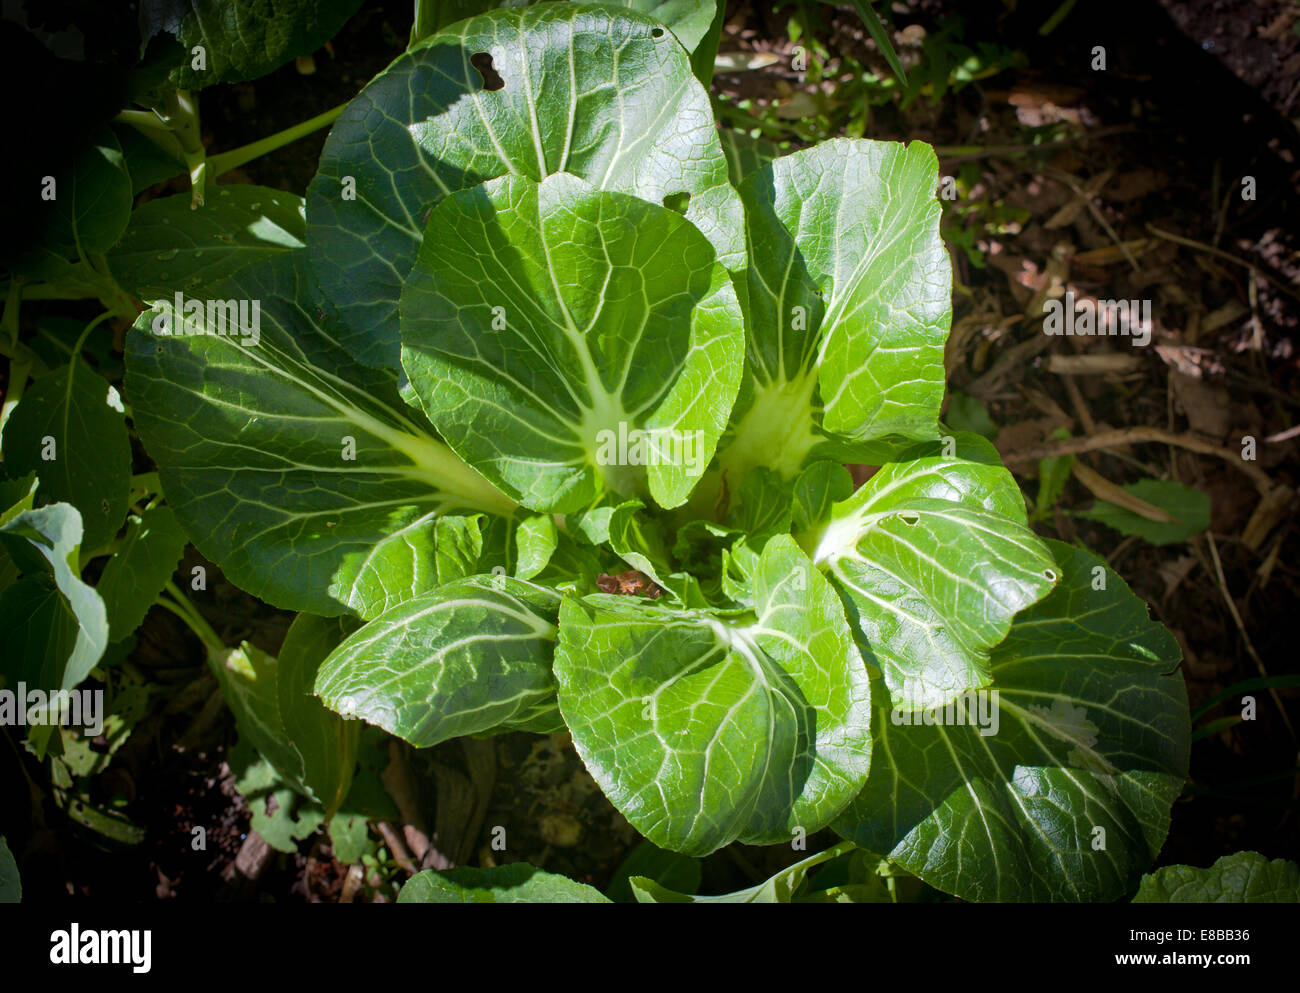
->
[2, 280, 20, 349]
[207, 102, 348, 178]
[84, 254, 140, 321]
[410, 0, 433, 47]
[162, 581, 227, 661]
[71, 311, 113, 362]
[150, 90, 207, 208]
[0, 336, 48, 377]
[115, 108, 171, 133]
[129, 471, 161, 498]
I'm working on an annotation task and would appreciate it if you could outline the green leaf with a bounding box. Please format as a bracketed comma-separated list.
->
[631, 840, 854, 903]
[409, 0, 531, 42]
[276, 613, 362, 815]
[944, 391, 997, 440]
[720, 139, 950, 482]
[1133, 852, 1299, 903]
[725, 467, 793, 540]
[229, 740, 326, 853]
[604, 501, 674, 590]
[835, 0, 907, 86]
[0, 580, 79, 695]
[141, 0, 365, 89]
[125, 252, 515, 619]
[96, 505, 188, 644]
[555, 535, 871, 856]
[1035, 453, 1074, 520]
[401, 173, 744, 513]
[718, 128, 782, 187]
[1076, 478, 1211, 546]
[514, 513, 557, 581]
[0, 504, 107, 692]
[606, 840, 701, 903]
[432, 514, 486, 585]
[2, 358, 132, 554]
[619, 0, 721, 57]
[807, 451, 1055, 710]
[308, 4, 744, 367]
[327, 812, 374, 865]
[833, 540, 1190, 902]
[220, 622, 357, 828]
[0, 474, 39, 594]
[108, 185, 307, 299]
[315, 576, 560, 748]
[791, 461, 853, 533]
[398, 863, 611, 903]
[113, 123, 186, 195]
[36, 126, 132, 256]
[0, 837, 19, 903]
[60, 679, 149, 778]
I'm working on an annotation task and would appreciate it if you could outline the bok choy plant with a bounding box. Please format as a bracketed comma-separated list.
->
[118, 4, 1188, 902]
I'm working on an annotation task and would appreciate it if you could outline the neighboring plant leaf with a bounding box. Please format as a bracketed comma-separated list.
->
[555, 535, 871, 856]
[95, 505, 188, 644]
[401, 173, 744, 512]
[109, 185, 306, 299]
[718, 128, 782, 187]
[315, 576, 560, 748]
[1076, 478, 1210, 545]
[1035, 456, 1074, 519]
[60, 679, 149, 778]
[229, 740, 326, 852]
[838, 0, 907, 85]
[0, 503, 108, 692]
[606, 840, 701, 903]
[687, 0, 727, 85]
[720, 139, 949, 482]
[1133, 851, 1300, 903]
[807, 450, 1055, 710]
[0, 837, 19, 903]
[398, 863, 611, 903]
[274, 613, 362, 815]
[327, 811, 374, 865]
[308, 4, 744, 367]
[140, 0, 365, 89]
[2, 358, 132, 554]
[125, 252, 514, 619]
[833, 540, 1190, 902]
[631, 840, 854, 903]
[944, 391, 996, 440]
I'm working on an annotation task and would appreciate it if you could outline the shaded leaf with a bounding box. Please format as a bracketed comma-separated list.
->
[1133, 852, 1299, 903]
[96, 505, 188, 644]
[109, 185, 306, 299]
[2, 359, 131, 554]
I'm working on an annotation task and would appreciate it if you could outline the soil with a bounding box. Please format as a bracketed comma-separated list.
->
[3, 0, 1298, 901]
